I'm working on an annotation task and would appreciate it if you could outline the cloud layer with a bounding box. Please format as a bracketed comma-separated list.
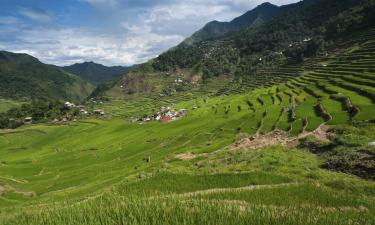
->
[0, 0, 299, 66]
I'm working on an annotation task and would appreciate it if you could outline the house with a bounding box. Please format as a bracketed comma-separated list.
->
[142, 117, 151, 122]
[159, 117, 175, 122]
[93, 109, 105, 116]
[128, 117, 138, 123]
[24, 117, 33, 124]
[65, 101, 76, 108]
[80, 109, 89, 115]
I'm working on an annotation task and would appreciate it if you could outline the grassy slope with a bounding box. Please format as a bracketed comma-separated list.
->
[0, 51, 94, 102]
[0, 81, 374, 223]
[0, 99, 24, 113]
[1, 22, 375, 225]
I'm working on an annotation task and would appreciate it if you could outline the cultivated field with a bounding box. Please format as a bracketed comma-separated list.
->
[1, 28, 375, 225]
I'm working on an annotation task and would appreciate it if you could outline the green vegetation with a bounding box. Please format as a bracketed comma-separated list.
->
[150, 0, 375, 83]
[0, 51, 94, 101]
[63, 62, 129, 85]
[0, 99, 23, 113]
[300, 123, 375, 180]
[0, 0, 375, 224]
[181, 2, 287, 46]
[0, 99, 79, 129]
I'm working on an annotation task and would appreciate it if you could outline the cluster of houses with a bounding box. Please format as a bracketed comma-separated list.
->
[64, 101, 105, 116]
[129, 106, 187, 123]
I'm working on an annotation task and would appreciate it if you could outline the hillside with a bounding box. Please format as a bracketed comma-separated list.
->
[181, 2, 291, 46]
[0, 51, 94, 101]
[103, 0, 374, 99]
[1, 31, 375, 221]
[0, 0, 375, 224]
[63, 62, 129, 85]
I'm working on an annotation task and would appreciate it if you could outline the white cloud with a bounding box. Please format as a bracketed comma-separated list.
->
[2, 25, 183, 66]
[18, 7, 53, 23]
[1, 0, 300, 66]
[79, 0, 119, 7]
[0, 16, 19, 25]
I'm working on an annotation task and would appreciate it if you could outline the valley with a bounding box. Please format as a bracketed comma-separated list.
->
[0, 0, 374, 224]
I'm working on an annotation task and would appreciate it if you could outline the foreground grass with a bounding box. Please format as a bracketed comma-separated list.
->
[6, 193, 374, 225]
[2, 142, 375, 224]
[0, 77, 374, 224]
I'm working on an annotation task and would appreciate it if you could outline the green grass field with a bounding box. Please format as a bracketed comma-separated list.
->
[1, 27, 375, 225]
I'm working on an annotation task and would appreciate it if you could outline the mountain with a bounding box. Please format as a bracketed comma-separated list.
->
[63, 62, 129, 85]
[181, 2, 292, 46]
[0, 51, 94, 101]
[108, 0, 375, 98]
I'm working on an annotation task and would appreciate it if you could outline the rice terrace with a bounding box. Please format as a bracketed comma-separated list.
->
[0, 0, 374, 224]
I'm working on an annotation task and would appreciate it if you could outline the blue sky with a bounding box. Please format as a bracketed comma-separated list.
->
[0, 0, 299, 66]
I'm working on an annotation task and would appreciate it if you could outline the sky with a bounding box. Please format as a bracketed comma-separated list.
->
[0, 0, 299, 66]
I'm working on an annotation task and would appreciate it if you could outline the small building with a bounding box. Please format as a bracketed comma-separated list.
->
[93, 109, 105, 116]
[128, 117, 138, 123]
[142, 117, 151, 122]
[159, 117, 174, 123]
[24, 117, 33, 124]
[65, 101, 76, 108]
[80, 109, 89, 115]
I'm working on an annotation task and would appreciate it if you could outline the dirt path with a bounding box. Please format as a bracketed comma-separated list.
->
[231, 124, 330, 150]
[175, 152, 197, 160]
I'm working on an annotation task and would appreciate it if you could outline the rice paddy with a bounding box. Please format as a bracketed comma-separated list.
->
[0, 27, 375, 225]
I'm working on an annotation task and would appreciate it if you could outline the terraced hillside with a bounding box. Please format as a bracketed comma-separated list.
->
[0, 0, 375, 224]
[1, 28, 375, 223]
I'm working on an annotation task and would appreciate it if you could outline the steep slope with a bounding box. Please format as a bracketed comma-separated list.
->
[108, 0, 374, 100]
[63, 62, 129, 85]
[181, 2, 292, 46]
[0, 51, 94, 101]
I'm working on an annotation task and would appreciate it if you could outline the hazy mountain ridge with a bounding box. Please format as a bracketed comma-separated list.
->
[63, 61, 129, 85]
[0, 51, 94, 101]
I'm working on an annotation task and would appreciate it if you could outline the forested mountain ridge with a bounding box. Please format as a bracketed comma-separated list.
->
[152, 0, 375, 76]
[63, 62, 129, 85]
[0, 51, 94, 101]
[181, 2, 291, 46]
[106, 0, 375, 98]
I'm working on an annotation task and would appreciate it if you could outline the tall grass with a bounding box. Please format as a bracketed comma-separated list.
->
[6, 193, 374, 225]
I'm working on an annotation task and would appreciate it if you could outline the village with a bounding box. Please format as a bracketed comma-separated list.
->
[128, 106, 188, 123]
[22, 101, 188, 125]
[23, 100, 106, 124]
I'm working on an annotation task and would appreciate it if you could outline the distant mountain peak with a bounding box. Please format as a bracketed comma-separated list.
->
[258, 2, 276, 7]
[180, 1, 288, 46]
[63, 61, 129, 85]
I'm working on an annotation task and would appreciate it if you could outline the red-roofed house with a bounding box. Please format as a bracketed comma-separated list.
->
[159, 117, 174, 122]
